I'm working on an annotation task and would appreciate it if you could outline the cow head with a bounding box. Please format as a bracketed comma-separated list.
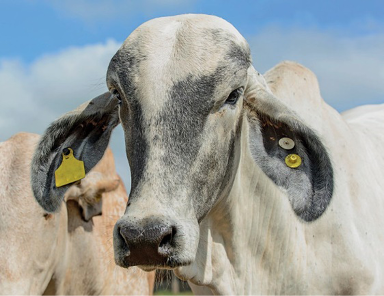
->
[32, 14, 333, 273]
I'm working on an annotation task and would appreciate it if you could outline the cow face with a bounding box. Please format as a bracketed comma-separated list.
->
[108, 15, 333, 270]
[107, 15, 262, 269]
[31, 14, 333, 273]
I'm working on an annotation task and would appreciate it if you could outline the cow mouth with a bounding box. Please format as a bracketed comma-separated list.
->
[114, 216, 200, 271]
[122, 256, 193, 270]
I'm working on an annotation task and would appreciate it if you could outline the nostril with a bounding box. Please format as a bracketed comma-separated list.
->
[158, 226, 176, 255]
[159, 232, 172, 248]
[118, 225, 130, 248]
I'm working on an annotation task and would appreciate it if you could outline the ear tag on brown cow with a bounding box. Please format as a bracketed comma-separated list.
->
[55, 148, 85, 187]
[285, 154, 302, 168]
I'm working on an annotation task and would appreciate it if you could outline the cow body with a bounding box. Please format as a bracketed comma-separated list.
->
[30, 15, 384, 294]
[183, 61, 384, 294]
[0, 133, 154, 295]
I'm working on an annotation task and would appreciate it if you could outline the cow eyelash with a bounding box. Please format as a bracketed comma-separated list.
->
[225, 88, 243, 105]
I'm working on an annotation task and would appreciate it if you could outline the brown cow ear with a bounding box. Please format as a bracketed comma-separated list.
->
[78, 175, 120, 221]
[78, 198, 103, 222]
[31, 92, 120, 213]
[65, 171, 120, 221]
[244, 66, 334, 222]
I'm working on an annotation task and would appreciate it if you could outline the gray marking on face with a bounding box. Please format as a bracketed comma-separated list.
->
[209, 28, 251, 67]
[107, 45, 149, 195]
[148, 72, 221, 219]
[191, 112, 243, 221]
[159, 74, 217, 167]
[120, 99, 148, 194]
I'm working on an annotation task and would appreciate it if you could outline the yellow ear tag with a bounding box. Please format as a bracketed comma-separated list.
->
[55, 148, 85, 187]
[285, 154, 302, 168]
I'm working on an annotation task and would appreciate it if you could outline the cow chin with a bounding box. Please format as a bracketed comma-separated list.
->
[113, 214, 200, 270]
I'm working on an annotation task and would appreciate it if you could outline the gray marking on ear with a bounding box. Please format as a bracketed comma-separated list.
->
[246, 101, 334, 222]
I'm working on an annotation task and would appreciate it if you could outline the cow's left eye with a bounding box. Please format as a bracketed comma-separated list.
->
[225, 88, 243, 105]
[111, 89, 122, 105]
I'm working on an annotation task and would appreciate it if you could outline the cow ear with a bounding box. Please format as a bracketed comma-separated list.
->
[79, 176, 120, 221]
[244, 66, 334, 222]
[31, 92, 120, 213]
[65, 171, 120, 221]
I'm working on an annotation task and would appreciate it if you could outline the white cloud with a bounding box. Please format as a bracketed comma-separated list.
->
[0, 39, 120, 138]
[248, 26, 384, 111]
[0, 39, 132, 187]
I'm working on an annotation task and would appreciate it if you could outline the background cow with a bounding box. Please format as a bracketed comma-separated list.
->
[0, 132, 154, 295]
[30, 15, 384, 294]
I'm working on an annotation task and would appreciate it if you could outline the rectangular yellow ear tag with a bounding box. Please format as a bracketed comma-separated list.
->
[55, 148, 85, 187]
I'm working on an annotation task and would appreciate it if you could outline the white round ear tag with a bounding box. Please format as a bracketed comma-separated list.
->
[279, 137, 295, 150]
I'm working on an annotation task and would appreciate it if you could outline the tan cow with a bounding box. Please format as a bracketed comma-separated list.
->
[0, 132, 154, 295]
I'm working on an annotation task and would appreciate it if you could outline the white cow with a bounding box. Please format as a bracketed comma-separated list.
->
[30, 15, 384, 294]
[0, 132, 155, 295]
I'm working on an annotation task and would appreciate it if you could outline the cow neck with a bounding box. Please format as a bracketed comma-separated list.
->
[201, 119, 309, 294]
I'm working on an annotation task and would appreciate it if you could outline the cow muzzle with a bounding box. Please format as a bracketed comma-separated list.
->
[114, 218, 184, 268]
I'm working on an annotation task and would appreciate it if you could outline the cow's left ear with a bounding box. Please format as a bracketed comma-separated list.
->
[31, 92, 120, 213]
[244, 66, 334, 222]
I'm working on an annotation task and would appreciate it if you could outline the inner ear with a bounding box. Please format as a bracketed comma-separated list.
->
[249, 112, 334, 222]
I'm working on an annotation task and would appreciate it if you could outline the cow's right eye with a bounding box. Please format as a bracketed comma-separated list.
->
[225, 88, 243, 105]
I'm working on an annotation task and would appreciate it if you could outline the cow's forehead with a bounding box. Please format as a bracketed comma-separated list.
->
[107, 15, 251, 101]
[123, 14, 249, 66]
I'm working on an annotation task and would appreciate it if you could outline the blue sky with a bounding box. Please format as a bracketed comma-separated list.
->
[1, 0, 383, 188]
[2, 1, 384, 61]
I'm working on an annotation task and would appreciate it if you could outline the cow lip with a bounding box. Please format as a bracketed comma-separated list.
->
[122, 257, 193, 270]
[138, 265, 157, 272]
[138, 261, 192, 271]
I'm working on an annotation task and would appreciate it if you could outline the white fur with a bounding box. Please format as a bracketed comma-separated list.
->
[107, 15, 384, 294]
[175, 61, 384, 294]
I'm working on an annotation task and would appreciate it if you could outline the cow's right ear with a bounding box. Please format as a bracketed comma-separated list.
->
[31, 92, 120, 213]
[243, 66, 334, 222]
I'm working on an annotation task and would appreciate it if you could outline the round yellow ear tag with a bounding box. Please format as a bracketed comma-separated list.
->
[285, 154, 302, 168]
[55, 148, 85, 187]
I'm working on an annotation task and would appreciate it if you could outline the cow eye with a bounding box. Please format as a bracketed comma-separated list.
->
[225, 88, 243, 105]
[111, 89, 122, 105]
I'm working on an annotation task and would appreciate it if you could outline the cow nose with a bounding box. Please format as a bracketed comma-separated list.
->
[114, 219, 176, 267]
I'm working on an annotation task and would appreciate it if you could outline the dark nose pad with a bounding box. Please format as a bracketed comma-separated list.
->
[115, 220, 177, 266]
